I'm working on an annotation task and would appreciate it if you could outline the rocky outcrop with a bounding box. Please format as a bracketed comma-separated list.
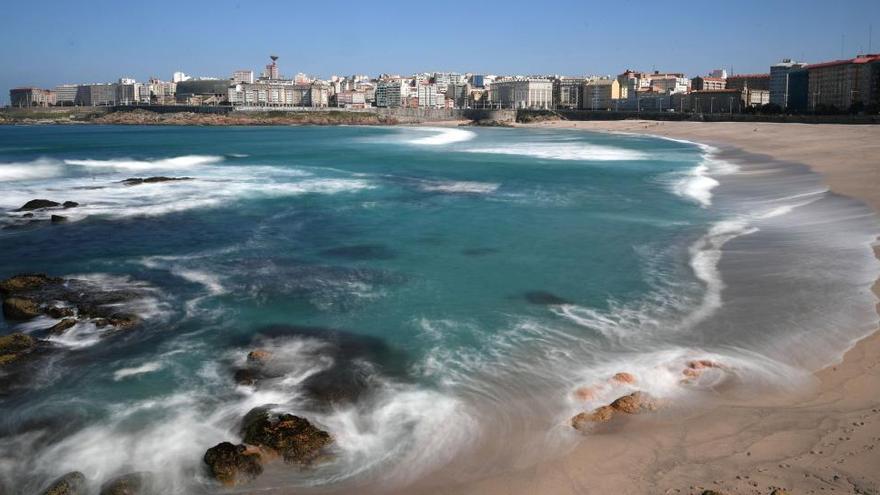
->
[98, 472, 154, 495]
[246, 349, 271, 366]
[0, 333, 37, 366]
[40, 471, 87, 495]
[62, 201, 79, 208]
[17, 199, 60, 211]
[0, 273, 141, 331]
[121, 177, 193, 186]
[571, 405, 616, 431]
[3, 297, 41, 320]
[203, 442, 263, 485]
[240, 407, 333, 464]
[610, 391, 657, 414]
[571, 391, 659, 432]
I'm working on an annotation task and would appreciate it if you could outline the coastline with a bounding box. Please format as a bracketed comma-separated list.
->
[417, 121, 880, 495]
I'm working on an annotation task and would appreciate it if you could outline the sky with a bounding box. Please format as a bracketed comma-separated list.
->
[1, 0, 879, 105]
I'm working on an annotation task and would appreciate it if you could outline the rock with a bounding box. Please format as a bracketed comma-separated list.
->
[121, 177, 192, 186]
[203, 442, 263, 485]
[46, 306, 75, 319]
[701, 491, 727, 495]
[105, 313, 140, 330]
[769, 490, 791, 495]
[62, 201, 79, 208]
[610, 391, 657, 414]
[688, 359, 719, 370]
[17, 199, 60, 211]
[0, 273, 60, 295]
[233, 368, 260, 386]
[98, 472, 154, 495]
[47, 318, 77, 335]
[611, 372, 637, 384]
[0, 333, 37, 366]
[51, 215, 68, 223]
[22, 213, 34, 218]
[40, 471, 87, 495]
[3, 297, 41, 320]
[571, 405, 616, 431]
[573, 386, 599, 401]
[246, 349, 271, 366]
[240, 407, 333, 464]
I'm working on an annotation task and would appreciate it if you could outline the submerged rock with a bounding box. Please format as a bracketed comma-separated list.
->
[611, 372, 637, 384]
[246, 349, 271, 366]
[47, 318, 77, 335]
[62, 201, 79, 209]
[203, 442, 263, 485]
[121, 176, 193, 186]
[609, 391, 657, 414]
[524, 291, 571, 305]
[98, 472, 154, 495]
[0, 332, 37, 366]
[17, 199, 60, 211]
[2, 296, 41, 320]
[40, 471, 87, 495]
[51, 215, 68, 223]
[240, 407, 333, 464]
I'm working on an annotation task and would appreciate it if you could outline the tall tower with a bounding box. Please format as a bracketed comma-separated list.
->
[265, 55, 280, 80]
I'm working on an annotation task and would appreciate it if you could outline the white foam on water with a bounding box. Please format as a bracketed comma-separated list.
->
[420, 180, 500, 194]
[0, 158, 63, 181]
[113, 362, 164, 381]
[464, 142, 647, 161]
[406, 127, 477, 145]
[169, 268, 226, 296]
[64, 155, 224, 171]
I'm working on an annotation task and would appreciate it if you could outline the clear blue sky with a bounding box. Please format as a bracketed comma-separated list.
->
[2, 0, 878, 105]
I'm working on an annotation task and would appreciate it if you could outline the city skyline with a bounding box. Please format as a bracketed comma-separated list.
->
[2, 0, 879, 105]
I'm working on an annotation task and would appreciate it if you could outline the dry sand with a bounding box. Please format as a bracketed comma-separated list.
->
[423, 121, 880, 495]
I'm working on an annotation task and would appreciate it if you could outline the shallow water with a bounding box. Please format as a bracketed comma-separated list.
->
[0, 125, 876, 494]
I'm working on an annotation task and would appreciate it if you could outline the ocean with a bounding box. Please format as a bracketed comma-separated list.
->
[0, 125, 877, 494]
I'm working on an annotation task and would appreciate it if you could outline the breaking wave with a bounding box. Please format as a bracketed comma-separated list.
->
[64, 155, 224, 171]
[464, 142, 647, 161]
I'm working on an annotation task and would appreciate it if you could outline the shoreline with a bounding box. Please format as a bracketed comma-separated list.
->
[420, 120, 880, 495]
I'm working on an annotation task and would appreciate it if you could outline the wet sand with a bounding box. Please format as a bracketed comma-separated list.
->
[423, 121, 880, 495]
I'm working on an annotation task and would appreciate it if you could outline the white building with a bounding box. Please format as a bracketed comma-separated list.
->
[54, 84, 78, 105]
[416, 84, 444, 108]
[172, 72, 191, 83]
[233, 70, 254, 84]
[490, 78, 553, 109]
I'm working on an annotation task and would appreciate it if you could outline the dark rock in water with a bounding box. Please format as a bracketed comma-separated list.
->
[51, 215, 68, 223]
[0, 332, 37, 366]
[22, 213, 34, 218]
[240, 407, 333, 464]
[461, 247, 499, 256]
[233, 367, 261, 386]
[320, 244, 396, 260]
[40, 471, 87, 495]
[121, 176, 193, 186]
[0, 273, 143, 332]
[62, 201, 79, 209]
[524, 290, 571, 305]
[47, 318, 77, 335]
[203, 442, 263, 485]
[99, 472, 154, 495]
[46, 306, 75, 319]
[235, 325, 411, 407]
[17, 199, 60, 211]
[0, 274, 60, 295]
[3, 297, 41, 320]
[246, 349, 271, 366]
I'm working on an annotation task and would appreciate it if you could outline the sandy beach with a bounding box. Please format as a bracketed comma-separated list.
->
[421, 121, 880, 495]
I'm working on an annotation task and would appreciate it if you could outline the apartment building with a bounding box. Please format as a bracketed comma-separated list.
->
[581, 79, 620, 110]
[490, 78, 553, 109]
[769, 59, 807, 108]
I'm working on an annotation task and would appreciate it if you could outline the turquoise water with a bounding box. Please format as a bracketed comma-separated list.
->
[0, 125, 877, 494]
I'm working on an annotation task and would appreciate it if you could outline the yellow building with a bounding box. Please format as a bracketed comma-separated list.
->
[581, 79, 620, 110]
